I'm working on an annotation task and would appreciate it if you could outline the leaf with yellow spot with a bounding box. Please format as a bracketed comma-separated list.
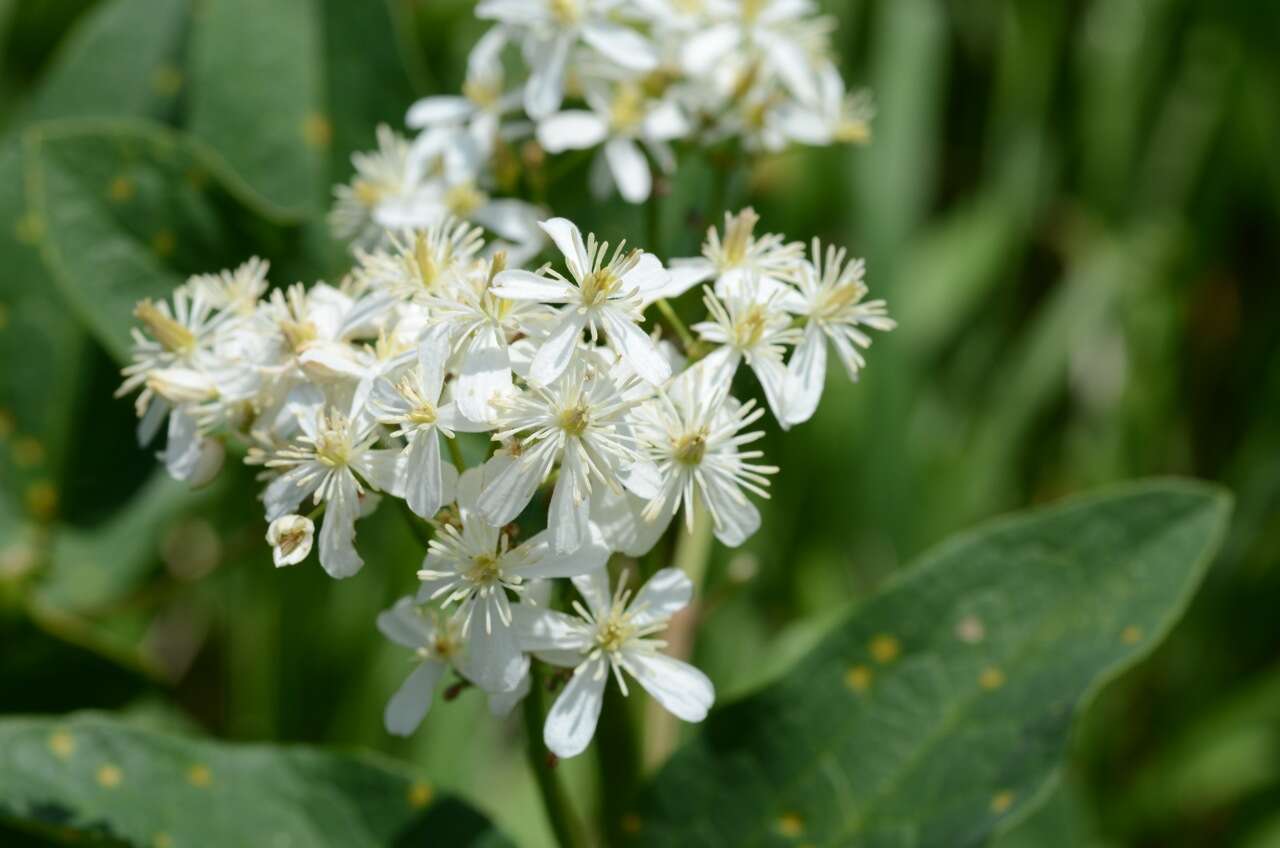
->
[628, 481, 1231, 847]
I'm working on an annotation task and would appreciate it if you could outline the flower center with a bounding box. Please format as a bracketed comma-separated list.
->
[558, 405, 590, 436]
[733, 304, 769, 349]
[276, 528, 309, 557]
[719, 208, 759, 268]
[445, 182, 488, 217]
[134, 300, 196, 354]
[609, 84, 646, 132]
[673, 430, 708, 466]
[353, 178, 385, 208]
[463, 79, 501, 109]
[597, 611, 634, 654]
[742, 0, 767, 23]
[580, 268, 620, 306]
[817, 282, 863, 319]
[315, 429, 352, 467]
[550, 0, 581, 26]
[467, 552, 503, 585]
[280, 318, 318, 353]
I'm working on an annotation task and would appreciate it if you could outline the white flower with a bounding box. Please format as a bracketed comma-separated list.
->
[514, 568, 714, 758]
[537, 80, 689, 203]
[627, 365, 777, 546]
[185, 257, 271, 316]
[372, 325, 486, 518]
[786, 240, 895, 425]
[660, 208, 804, 305]
[774, 63, 874, 148]
[266, 514, 315, 567]
[477, 0, 659, 119]
[491, 217, 672, 386]
[477, 358, 646, 553]
[330, 125, 437, 251]
[418, 465, 610, 692]
[406, 28, 521, 165]
[693, 276, 802, 425]
[250, 404, 405, 578]
[355, 218, 486, 307]
[682, 0, 828, 106]
[428, 253, 557, 423]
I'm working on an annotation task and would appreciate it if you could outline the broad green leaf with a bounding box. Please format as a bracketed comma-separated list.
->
[187, 0, 326, 220]
[0, 137, 85, 534]
[0, 712, 514, 848]
[20, 0, 188, 126]
[989, 778, 1111, 848]
[627, 481, 1231, 847]
[22, 119, 265, 361]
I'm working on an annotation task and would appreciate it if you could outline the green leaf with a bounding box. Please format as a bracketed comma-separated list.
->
[187, 0, 326, 220]
[628, 481, 1231, 847]
[989, 778, 1111, 848]
[0, 137, 85, 534]
[22, 118, 267, 361]
[20, 0, 188, 126]
[0, 712, 513, 847]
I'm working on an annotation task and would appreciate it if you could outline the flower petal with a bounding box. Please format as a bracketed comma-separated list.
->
[384, 661, 445, 736]
[625, 651, 714, 722]
[318, 475, 363, 578]
[538, 217, 590, 280]
[377, 597, 434, 648]
[629, 567, 693, 629]
[490, 269, 577, 302]
[785, 322, 827, 426]
[512, 605, 593, 653]
[404, 431, 445, 519]
[581, 22, 657, 71]
[529, 311, 587, 386]
[406, 95, 473, 128]
[524, 32, 571, 119]
[570, 569, 612, 619]
[600, 307, 671, 385]
[537, 110, 609, 153]
[460, 606, 526, 692]
[475, 443, 553, 526]
[544, 656, 608, 758]
[521, 523, 610, 578]
[605, 137, 651, 204]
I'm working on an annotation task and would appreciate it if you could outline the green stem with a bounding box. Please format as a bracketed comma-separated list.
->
[523, 663, 591, 848]
[598, 566, 644, 845]
[643, 502, 714, 769]
[446, 435, 467, 471]
[397, 500, 434, 549]
[654, 297, 698, 355]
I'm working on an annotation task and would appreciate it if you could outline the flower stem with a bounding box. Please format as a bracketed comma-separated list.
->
[597, 567, 644, 844]
[654, 297, 698, 354]
[523, 663, 591, 848]
[446, 435, 467, 470]
[644, 501, 714, 769]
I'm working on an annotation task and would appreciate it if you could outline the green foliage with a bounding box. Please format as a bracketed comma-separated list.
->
[629, 483, 1230, 846]
[0, 712, 512, 847]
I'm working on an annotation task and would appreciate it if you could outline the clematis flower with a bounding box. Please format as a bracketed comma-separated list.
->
[514, 568, 714, 758]
[418, 464, 610, 693]
[491, 217, 671, 386]
[786, 239, 895, 425]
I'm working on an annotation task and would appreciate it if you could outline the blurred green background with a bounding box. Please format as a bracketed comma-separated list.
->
[1, 0, 1278, 846]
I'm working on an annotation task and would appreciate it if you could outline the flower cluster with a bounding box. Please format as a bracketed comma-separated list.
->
[118, 211, 891, 755]
[331, 0, 874, 250]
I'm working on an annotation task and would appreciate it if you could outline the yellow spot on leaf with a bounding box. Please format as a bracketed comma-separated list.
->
[187, 764, 213, 787]
[844, 664, 872, 693]
[955, 615, 985, 644]
[12, 436, 45, 467]
[991, 790, 1015, 814]
[979, 667, 1006, 690]
[776, 812, 804, 837]
[151, 230, 176, 257]
[108, 176, 135, 203]
[49, 730, 75, 759]
[153, 833, 174, 848]
[620, 813, 642, 834]
[1121, 626, 1142, 645]
[151, 65, 184, 97]
[407, 781, 433, 808]
[96, 764, 123, 789]
[303, 114, 333, 149]
[25, 480, 58, 520]
[869, 634, 900, 664]
[0, 409, 13, 438]
[15, 212, 44, 243]
[186, 167, 209, 191]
